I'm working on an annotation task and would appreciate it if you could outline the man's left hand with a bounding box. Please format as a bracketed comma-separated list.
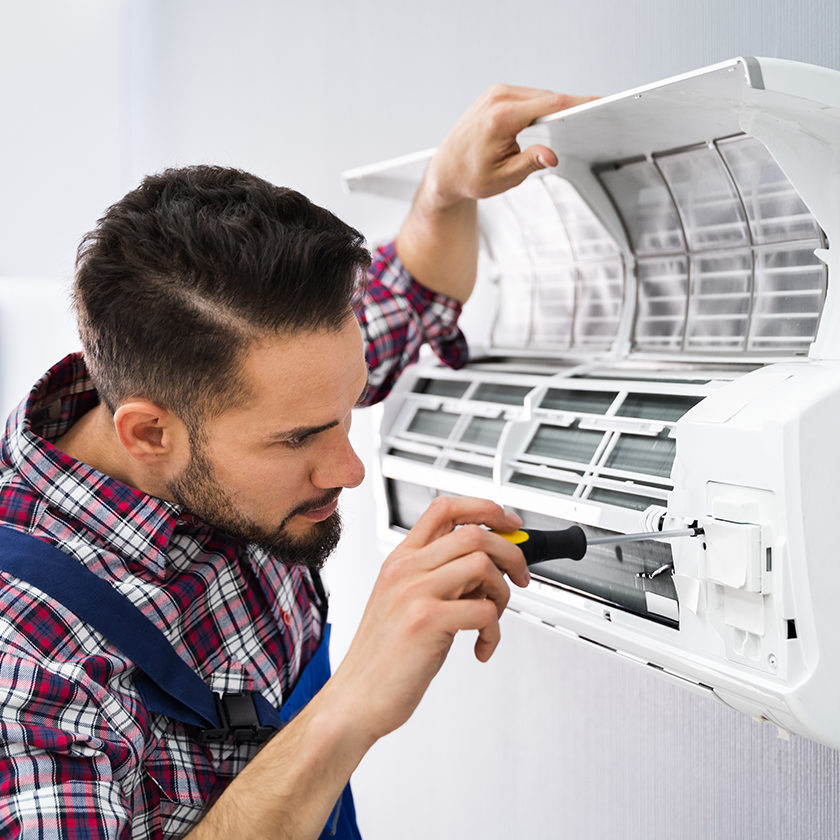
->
[424, 85, 596, 208]
[396, 85, 596, 303]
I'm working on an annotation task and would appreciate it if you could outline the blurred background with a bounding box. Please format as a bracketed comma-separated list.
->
[2, 1, 839, 837]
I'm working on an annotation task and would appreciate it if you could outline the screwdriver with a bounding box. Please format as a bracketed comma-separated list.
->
[493, 525, 703, 565]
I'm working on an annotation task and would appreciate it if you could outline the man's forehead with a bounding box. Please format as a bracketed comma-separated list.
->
[236, 318, 367, 417]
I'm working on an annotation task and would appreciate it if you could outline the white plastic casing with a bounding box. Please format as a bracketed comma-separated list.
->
[344, 58, 840, 748]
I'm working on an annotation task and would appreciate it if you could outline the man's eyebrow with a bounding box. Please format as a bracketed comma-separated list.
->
[267, 420, 339, 442]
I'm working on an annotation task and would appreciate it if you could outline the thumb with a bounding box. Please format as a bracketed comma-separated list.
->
[498, 143, 558, 191]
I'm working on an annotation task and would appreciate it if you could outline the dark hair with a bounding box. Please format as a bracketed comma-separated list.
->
[73, 165, 370, 429]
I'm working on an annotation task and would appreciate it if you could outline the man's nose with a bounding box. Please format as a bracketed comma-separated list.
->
[312, 427, 365, 489]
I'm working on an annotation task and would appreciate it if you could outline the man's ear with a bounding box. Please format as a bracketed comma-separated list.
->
[113, 399, 188, 463]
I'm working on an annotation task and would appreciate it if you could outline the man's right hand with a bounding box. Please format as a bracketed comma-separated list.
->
[329, 496, 528, 741]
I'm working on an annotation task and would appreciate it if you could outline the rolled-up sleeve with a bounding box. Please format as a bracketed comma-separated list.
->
[354, 241, 469, 407]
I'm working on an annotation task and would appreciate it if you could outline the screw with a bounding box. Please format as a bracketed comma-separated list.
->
[768, 654, 777, 669]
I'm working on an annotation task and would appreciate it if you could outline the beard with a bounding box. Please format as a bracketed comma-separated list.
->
[167, 439, 342, 571]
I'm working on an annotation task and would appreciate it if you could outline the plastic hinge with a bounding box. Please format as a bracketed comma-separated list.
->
[199, 692, 276, 744]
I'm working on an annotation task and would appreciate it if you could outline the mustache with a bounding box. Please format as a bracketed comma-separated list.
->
[285, 489, 342, 521]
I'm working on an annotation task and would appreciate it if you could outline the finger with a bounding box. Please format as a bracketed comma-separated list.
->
[401, 496, 521, 549]
[481, 83, 558, 102]
[488, 143, 558, 194]
[409, 523, 530, 587]
[498, 91, 595, 135]
[442, 599, 502, 662]
[428, 550, 511, 616]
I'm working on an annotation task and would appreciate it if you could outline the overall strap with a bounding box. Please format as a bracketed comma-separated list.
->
[310, 567, 330, 623]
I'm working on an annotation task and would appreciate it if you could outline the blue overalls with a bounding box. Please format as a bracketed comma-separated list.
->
[0, 526, 361, 839]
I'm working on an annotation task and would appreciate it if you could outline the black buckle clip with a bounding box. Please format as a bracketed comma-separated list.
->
[199, 692, 276, 744]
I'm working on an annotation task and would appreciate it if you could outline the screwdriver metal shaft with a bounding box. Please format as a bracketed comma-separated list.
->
[587, 527, 703, 546]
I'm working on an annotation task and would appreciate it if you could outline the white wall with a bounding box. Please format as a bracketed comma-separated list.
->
[3, 1, 840, 837]
[0, 0, 134, 278]
[0, 0, 123, 416]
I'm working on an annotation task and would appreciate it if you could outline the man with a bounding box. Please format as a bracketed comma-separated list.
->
[0, 86, 590, 838]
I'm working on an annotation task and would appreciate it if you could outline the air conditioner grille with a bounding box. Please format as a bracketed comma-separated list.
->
[387, 372, 711, 517]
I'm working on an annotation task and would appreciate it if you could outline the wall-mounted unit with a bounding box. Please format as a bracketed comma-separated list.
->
[343, 58, 840, 749]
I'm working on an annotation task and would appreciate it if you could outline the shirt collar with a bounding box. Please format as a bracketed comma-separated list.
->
[2, 353, 182, 576]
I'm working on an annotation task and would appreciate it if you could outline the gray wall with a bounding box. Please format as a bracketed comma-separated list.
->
[2, 1, 839, 837]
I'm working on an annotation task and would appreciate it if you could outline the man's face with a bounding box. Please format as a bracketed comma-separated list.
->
[167, 315, 368, 569]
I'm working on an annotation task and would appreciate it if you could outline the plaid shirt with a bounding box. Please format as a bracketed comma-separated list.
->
[0, 242, 466, 839]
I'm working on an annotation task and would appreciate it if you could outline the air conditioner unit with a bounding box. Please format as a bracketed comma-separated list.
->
[343, 57, 840, 749]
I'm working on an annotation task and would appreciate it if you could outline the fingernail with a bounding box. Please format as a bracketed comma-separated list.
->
[536, 154, 547, 168]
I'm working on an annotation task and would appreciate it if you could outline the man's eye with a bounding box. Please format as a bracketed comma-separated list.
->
[285, 435, 309, 449]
